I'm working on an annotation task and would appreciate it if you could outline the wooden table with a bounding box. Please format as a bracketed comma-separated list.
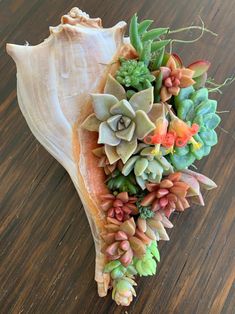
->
[0, 0, 235, 313]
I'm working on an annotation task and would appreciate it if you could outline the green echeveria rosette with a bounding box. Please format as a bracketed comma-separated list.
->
[122, 145, 174, 189]
[169, 86, 221, 170]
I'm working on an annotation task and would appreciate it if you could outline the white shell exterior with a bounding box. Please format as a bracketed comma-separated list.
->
[7, 7, 127, 297]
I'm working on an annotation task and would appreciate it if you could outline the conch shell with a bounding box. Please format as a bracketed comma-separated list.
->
[6, 7, 130, 297]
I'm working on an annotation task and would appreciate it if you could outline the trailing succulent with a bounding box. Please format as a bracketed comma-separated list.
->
[81, 12, 229, 306]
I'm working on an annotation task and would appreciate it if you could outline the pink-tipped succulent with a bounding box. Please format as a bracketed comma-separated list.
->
[101, 192, 138, 222]
[102, 217, 146, 266]
[160, 55, 195, 101]
[181, 168, 217, 205]
[136, 211, 173, 242]
[141, 172, 190, 218]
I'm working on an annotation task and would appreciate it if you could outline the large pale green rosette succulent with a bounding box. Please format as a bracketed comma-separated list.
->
[122, 144, 174, 189]
[82, 75, 155, 164]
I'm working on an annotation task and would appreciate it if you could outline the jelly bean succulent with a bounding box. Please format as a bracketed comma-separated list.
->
[80, 11, 229, 306]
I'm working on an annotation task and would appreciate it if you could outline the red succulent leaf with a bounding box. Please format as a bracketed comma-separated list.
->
[167, 172, 181, 182]
[120, 248, 133, 266]
[169, 186, 188, 198]
[151, 199, 160, 211]
[159, 179, 174, 189]
[141, 192, 156, 206]
[146, 182, 160, 192]
[188, 60, 211, 78]
[106, 242, 119, 256]
[122, 205, 132, 214]
[172, 53, 183, 67]
[119, 240, 130, 251]
[115, 230, 128, 241]
[135, 229, 152, 245]
[159, 196, 168, 207]
[117, 191, 129, 203]
[156, 188, 169, 198]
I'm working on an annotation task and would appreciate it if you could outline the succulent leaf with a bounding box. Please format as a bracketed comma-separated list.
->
[98, 122, 121, 146]
[105, 145, 121, 165]
[134, 110, 155, 139]
[104, 74, 127, 101]
[129, 87, 153, 113]
[117, 138, 138, 163]
[91, 94, 118, 120]
[188, 60, 211, 78]
[81, 113, 100, 131]
[110, 100, 136, 119]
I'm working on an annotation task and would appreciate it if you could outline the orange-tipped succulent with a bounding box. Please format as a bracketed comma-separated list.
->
[168, 109, 201, 149]
[160, 55, 195, 101]
[145, 103, 200, 150]
[144, 103, 177, 149]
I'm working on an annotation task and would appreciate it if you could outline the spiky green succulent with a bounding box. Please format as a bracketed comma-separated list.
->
[115, 58, 155, 91]
[122, 145, 173, 189]
[82, 75, 155, 164]
[168, 86, 221, 170]
[133, 241, 160, 276]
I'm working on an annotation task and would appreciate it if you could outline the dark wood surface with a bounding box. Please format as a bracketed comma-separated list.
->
[0, 0, 235, 313]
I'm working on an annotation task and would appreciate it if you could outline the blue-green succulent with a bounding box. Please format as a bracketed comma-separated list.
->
[169, 86, 221, 170]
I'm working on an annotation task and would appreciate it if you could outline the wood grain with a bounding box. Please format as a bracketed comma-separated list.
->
[0, 0, 235, 313]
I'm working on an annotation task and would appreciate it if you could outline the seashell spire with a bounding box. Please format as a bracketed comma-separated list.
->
[6, 8, 127, 297]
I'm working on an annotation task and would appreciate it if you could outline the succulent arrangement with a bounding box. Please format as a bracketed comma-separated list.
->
[81, 12, 228, 307]
[8, 6, 234, 308]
